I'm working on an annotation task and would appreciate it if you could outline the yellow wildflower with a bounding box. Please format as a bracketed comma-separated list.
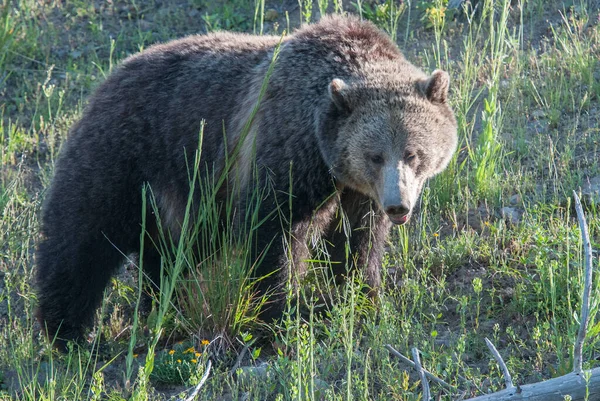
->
[191, 359, 197, 363]
[201, 339, 210, 346]
[433, 233, 439, 237]
[184, 347, 195, 354]
[168, 350, 175, 355]
[195, 352, 201, 358]
[177, 359, 182, 363]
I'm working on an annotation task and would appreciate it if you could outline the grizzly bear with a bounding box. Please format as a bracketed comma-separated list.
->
[36, 15, 457, 345]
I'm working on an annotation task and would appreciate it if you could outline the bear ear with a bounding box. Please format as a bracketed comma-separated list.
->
[328, 78, 351, 111]
[421, 69, 450, 104]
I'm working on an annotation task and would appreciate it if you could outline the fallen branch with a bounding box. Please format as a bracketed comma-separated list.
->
[572, 191, 593, 375]
[484, 338, 514, 390]
[387, 343, 600, 401]
[177, 359, 212, 401]
[462, 367, 600, 401]
[385, 344, 456, 391]
[230, 343, 250, 375]
[412, 347, 431, 401]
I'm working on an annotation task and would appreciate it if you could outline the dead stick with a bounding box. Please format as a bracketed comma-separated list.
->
[484, 338, 514, 390]
[385, 344, 455, 391]
[412, 347, 431, 401]
[572, 191, 593, 374]
[462, 366, 600, 401]
[180, 359, 212, 401]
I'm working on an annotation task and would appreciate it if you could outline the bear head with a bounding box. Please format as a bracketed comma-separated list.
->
[318, 69, 458, 225]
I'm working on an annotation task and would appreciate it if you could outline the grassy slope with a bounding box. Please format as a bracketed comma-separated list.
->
[1, 0, 599, 400]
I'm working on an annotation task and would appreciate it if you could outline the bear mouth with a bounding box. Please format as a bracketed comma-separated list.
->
[388, 214, 410, 225]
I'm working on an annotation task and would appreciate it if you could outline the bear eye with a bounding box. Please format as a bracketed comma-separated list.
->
[404, 151, 417, 163]
[370, 154, 384, 165]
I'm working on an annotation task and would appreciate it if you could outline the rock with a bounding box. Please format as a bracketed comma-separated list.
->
[531, 109, 546, 119]
[501, 206, 521, 225]
[311, 378, 330, 400]
[235, 364, 268, 389]
[509, 194, 521, 205]
[447, 0, 465, 8]
[264, 9, 279, 22]
[582, 176, 600, 205]
[236, 363, 328, 399]
[300, 379, 330, 400]
[139, 20, 153, 31]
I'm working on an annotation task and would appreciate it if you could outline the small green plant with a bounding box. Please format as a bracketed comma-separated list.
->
[0, 0, 17, 79]
[354, 0, 406, 41]
[150, 342, 208, 385]
[253, 0, 265, 34]
[201, 2, 252, 32]
[473, 276, 483, 329]
[317, 0, 329, 18]
[417, 0, 450, 30]
[298, 0, 313, 24]
[471, 96, 504, 197]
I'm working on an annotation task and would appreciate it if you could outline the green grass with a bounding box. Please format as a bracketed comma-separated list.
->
[1, 0, 600, 399]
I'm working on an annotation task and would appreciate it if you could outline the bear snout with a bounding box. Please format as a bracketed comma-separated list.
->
[384, 204, 410, 225]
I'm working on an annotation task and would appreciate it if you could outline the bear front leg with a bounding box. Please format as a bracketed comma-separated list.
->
[36, 233, 125, 348]
[323, 189, 392, 292]
[248, 190, 338, 322]
[250, 214, 314, 321]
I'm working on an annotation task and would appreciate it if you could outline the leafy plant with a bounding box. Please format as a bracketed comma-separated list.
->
[354, 0, 406, 41]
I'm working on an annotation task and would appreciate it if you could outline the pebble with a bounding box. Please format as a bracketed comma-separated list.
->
[264, 9, 279, 22]
[582, 176, 600, 205]
[501, 206, 522, 225]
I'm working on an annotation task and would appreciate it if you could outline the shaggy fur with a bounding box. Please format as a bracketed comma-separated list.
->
[36, 15, 457, 345]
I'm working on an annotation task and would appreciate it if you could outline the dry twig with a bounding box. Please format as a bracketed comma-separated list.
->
[385, 344, 456, 391]
[572, 191, 594, 374]
[484, 338, 514, 390]
[412, 347, 431, 401]
[230, 343, 250, 375]
[178, 359, 212, 401]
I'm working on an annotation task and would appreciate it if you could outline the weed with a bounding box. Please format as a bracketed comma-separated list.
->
[150, 343, 208, 385]
[355, 0, 406, 41]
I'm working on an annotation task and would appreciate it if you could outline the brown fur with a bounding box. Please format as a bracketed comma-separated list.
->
[36, 15, 457, 346]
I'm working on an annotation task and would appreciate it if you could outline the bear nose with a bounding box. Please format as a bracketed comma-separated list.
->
[385, 204, 410, 217]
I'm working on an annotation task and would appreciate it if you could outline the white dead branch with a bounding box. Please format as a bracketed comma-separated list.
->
[177, 359, 212, 401]
[384, 344, 456, 391]
[461, 368, 600, 401]
[385, 192, 599, 401]
[412, 347, 431, 401]
[484, 338, 514, 391]
[573, 191, 594, 375]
